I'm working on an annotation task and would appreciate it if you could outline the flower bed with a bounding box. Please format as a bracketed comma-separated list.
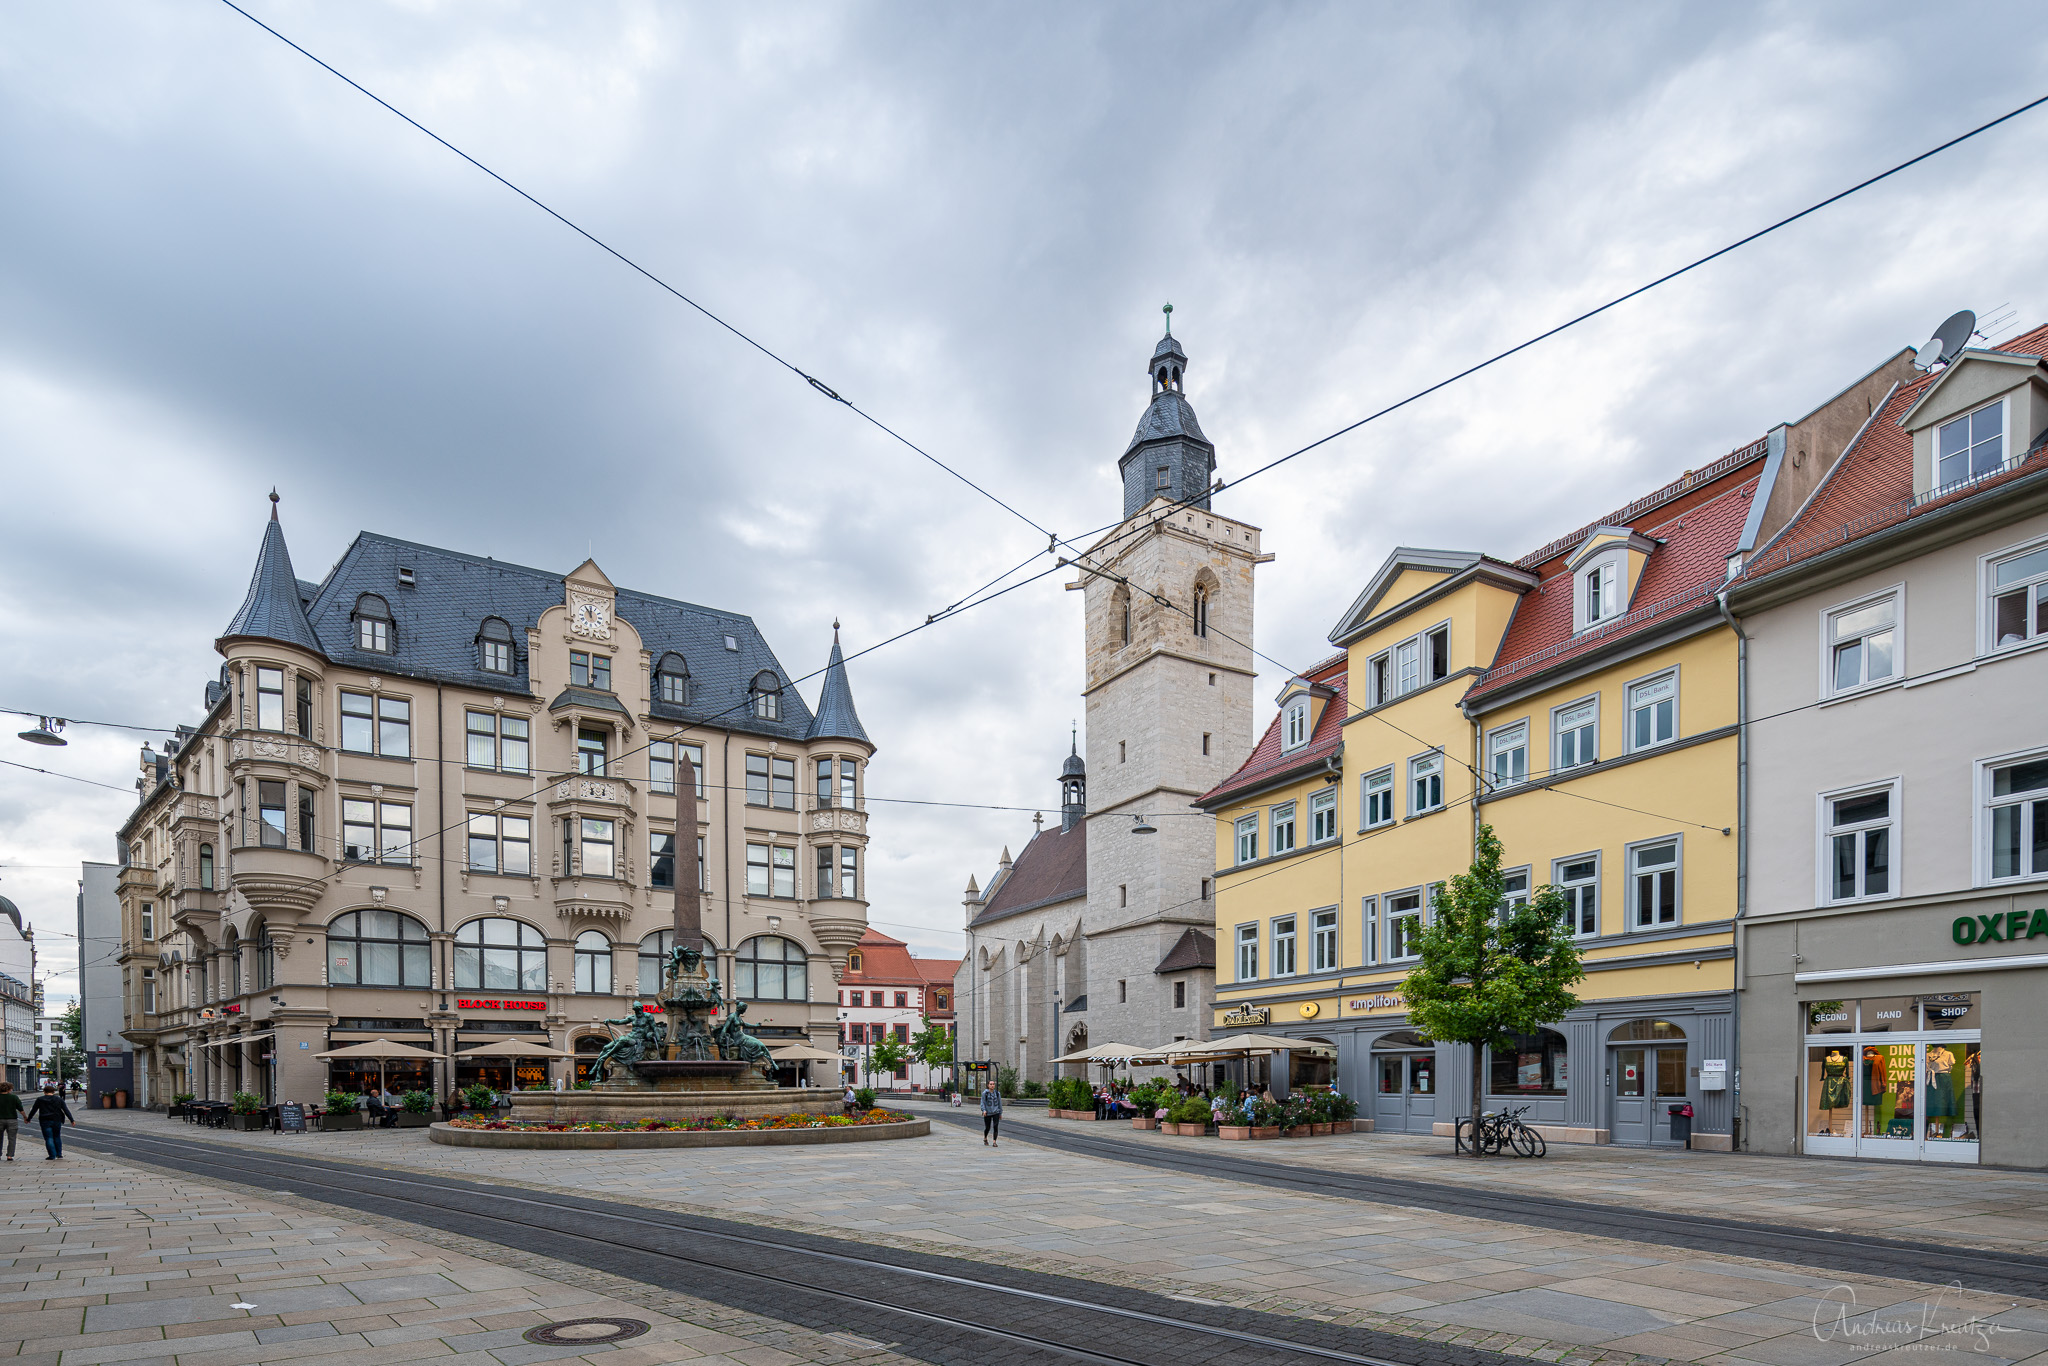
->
[446, 1107, 910, 1134]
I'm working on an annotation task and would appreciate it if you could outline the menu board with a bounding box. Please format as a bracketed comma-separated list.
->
[278, 1102, 307, 1133]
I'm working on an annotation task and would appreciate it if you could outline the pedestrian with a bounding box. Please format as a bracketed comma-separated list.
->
[842, 1084, 858, 1117]
[27, 1085, 74, 1160]
[979, 1078, 1003, 1146]
[0, 1082, 20, 1161]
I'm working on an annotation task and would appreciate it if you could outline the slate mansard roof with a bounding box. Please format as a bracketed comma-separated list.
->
[223, 519, 863, 746]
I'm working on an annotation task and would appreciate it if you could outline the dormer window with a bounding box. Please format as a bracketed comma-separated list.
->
[477, 618, 515, 675]
[353, 594, 393, 652]
[1587, 562, 1618, 623]
[1938, 399, 2005, 489]
[751, 671, 782, 721]
[656, 652, 690, 706]
[1281, 701, 1310, 751]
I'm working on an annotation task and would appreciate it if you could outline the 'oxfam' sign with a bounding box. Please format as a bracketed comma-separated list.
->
[1952, 909, 2048, 945]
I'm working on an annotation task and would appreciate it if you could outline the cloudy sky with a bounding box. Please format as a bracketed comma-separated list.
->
[4, 1, 2045, 1000]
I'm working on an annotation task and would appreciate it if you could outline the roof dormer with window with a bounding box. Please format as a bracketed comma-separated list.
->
[1274, 676, 1336, 752]
[1568, 527, 1656, 634]
[1896, 350, 2048, 499]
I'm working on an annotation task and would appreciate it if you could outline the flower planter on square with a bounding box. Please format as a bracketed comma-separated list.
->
[317, 1113, 361, 1132]
[1310, 1123, 1335, 1136]
[1251, 1125, 1282, 1140]
[230, 1113, 265, 1131]
[1282, 1126, 1311, 1139]
[1170, 1122, 1209, 1136]
[393, 1112, 433, 1128]
[1048, 1108, 1098, 1121]
[1217, 1124, 1252, 1140]
[1131, 1117, 1156, 1130]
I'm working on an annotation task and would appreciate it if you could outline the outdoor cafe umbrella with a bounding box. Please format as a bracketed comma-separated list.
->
[311, 1038, 448, 1098]
[454, 1037, 580, 1089]
[767, 1043, 846, 1062]
[1050, 1042, 1148, 1065]
[1173, 1033, 1336, 1057]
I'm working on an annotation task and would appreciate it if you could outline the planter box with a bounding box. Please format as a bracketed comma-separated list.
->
[317, 1113, 361, 1132]
[1048, 1108, 1098, 1121]
[1251, 1126, 1282, 1140]
[1282, 1126, 1311, 1139]
[393, 1112, 433, 1128]
[1217, 1125, 1252, 1140]
[1310, 1123, 1335, 1136]
[229, 1113, 266, 1130]
[1169, 1122, 1209, 1136]
[1130, 1117, 1157, 1131]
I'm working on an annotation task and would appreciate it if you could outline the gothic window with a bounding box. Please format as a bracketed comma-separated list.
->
[1192, 583, 1210, 639]
[353, 594, 394, 653]
[477, 618, 516, 674]
[656, 652, 690, 705]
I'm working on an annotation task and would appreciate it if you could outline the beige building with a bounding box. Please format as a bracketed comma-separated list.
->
[118, 500, 872, 1105]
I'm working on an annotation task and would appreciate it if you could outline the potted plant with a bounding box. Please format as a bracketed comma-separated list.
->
[461, 1082, 497, 1117]
[168, 1092, 196, 1118]
[229, 1092, 266, 1130]
[1326, 1091, 1358, 1134]
[319, 1091, 361, 1131]
[1168, 1095, 1210, 1136]
[1250, 1099, 1283, 1140]
[394, 1091, 435, 1128]
[1280, 1096, 1314, 1137]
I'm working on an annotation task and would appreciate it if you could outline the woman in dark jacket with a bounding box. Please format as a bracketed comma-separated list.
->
[26, 1086, 75, 1160]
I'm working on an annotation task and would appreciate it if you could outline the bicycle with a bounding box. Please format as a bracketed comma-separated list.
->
[1454, 1104, 1547, 1157]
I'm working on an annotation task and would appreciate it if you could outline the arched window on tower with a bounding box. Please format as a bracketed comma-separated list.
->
[1113, 587, 1131, 647]
[1193, 584, 1210, 639]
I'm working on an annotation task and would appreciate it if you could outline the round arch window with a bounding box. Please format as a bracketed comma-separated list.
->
[574, 931, 612, 995]
[1608, 1018, 1687, 1043]
[454, 917, 546, 991]
[736, 936, 807, 1001]
[328, 909, 431, 987]
[1371, 1029, 1433, 1050]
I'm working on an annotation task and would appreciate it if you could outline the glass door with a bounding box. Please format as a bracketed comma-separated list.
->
[1858, 1042, 1918, 1158]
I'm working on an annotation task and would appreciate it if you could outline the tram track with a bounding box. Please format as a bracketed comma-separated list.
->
[70, 1126, 1520, 1366]
[927, 1108, 2048, 1299]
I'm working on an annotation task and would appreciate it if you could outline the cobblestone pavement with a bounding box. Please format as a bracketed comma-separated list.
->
[0, 1140, 910, 1366]
[62, 1111, 2048, 1366]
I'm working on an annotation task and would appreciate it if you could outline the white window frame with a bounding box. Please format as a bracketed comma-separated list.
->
[1817, 779, 1901, 905]
[1281, 700, 1310, 751]
[1271, 915, 1297, 977]
[1501, 865, 1530, 912]
[1625, 667, 1679, 754]
[1386, 888, 1425, 962]
[1981, 532, 2048, 656]
[1311, 907, 1339, 972]
[1235, 923, 1258, 981]
[1367, 652, 1390, 707]
[1408, 752, 1444, 816]
[1936, 397, 2009, 492]
[1361, 767, 1395, 829]
[1360, 896, 1379, 965]
[1308, 788, 1338, 844]
[1554, 852, 1600, 938]
[1552, 695, 1598, 773]
[1234, 814, 1259, 865]
[1820, 586, 1904, 699]
[1486, 720, 1528, 790]
[1374, 621, 1452, 705]
[1978, 747, 2048, 886]
[1576, 552, 1627, 632]
[1270, 800, 1297, 855]
[1625, 835, 1683, 930]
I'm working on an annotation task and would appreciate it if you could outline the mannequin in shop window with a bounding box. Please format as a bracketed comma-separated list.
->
[1819, 1049, 1849, 1133]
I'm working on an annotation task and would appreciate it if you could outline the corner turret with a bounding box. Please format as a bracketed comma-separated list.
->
[805, 620, 870, 745]
[218, 491, 324, 656]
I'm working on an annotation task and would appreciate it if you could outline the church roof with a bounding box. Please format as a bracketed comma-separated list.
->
[806, 635, 870, 745]
[1153, 333, 1188, 362]
[970, 821, 1087, 928]
[220, 503, 324, 655]
[1126, 391, 1210, 452]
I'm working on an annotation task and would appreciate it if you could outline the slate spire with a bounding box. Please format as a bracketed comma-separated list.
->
[1117, 311, 1215, 521]
[219, 492, 324, 655]
[805, 622, 870, 745]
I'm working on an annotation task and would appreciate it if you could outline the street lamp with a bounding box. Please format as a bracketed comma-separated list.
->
[17, 717, 66, 747]
[1129, 815, 1157, 835]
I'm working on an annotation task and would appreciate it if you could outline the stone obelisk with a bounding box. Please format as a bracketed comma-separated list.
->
[673, 754, 703, 953]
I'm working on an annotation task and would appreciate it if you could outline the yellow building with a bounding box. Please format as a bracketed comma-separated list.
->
[1199, 449, 1778, 1148]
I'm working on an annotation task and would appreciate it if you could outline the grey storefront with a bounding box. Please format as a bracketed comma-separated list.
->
[1239, 990, 1735, 1147]
[1741, 895, 2047, 1167]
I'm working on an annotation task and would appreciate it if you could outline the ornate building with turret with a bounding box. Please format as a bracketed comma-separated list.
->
[957, 319, 1268, 1083]
[115, 499, 870, 1105]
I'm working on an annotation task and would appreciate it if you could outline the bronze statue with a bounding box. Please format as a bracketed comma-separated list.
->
[591, 1004, 670, 1081]
[716, 1001, 778, 1076]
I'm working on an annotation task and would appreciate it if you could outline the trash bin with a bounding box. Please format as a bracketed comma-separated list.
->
[1669, 1102, 1694, 1147]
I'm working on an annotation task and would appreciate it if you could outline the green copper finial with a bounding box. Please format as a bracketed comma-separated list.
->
[1162, 302, 1173, 335]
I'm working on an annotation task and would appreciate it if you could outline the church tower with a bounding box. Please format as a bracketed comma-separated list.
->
[1068, 313, 1268, 1049]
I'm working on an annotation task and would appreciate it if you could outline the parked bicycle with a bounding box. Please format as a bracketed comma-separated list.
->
[1454, 1104, 1547, 1157]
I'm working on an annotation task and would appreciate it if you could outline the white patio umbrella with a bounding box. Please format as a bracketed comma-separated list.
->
[311, 1038, 447, 1098]
[455, 1037, 580, 1090]
[767, 1043, 846, 1063]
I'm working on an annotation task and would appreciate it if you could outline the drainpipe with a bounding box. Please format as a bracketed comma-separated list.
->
[1714, 587, 1747, 1150]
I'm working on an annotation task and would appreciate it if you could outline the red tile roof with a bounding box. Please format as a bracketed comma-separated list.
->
[1467, 469, 1761, 703]
[1742, 325, 2048, 580]
[971, 821, 1087, 926]
[1514, 437, 1771, 571]
[841, 929, 924, 986]
[1197, 652, 1348, 807]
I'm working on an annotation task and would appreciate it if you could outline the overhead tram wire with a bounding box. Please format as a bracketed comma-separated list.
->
[214, 0, 1056, 548]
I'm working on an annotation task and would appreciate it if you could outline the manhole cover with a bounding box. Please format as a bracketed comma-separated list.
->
[523, 1317, 651, 1346]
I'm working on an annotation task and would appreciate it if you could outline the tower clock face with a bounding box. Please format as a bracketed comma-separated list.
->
[569, 596, 612, 639]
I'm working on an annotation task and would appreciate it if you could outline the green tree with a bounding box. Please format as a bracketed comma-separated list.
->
[1402, 824, 1584, 1157]
[868, 1033, 909, 1084]
[58, 1000, 82, 1044]
[910, 1016, 953, 1083]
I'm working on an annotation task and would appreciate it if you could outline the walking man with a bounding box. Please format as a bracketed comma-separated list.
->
[27, 1085, 74, 1161]
[979, 1078, 1003, 1147]
[0, 1082, 20, 1160]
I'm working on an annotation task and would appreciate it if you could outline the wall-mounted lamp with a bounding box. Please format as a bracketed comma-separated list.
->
[369, 886, 388, 904]
[1129, 815, 1157, 836]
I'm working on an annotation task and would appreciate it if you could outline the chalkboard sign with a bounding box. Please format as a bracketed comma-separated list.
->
[278, 1103, 307, 1134]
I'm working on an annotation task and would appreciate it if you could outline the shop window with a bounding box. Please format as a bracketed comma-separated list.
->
[1488, 1029, 1567, 1096]
[454, 917, 547, 992]
[1607, 1018, 1686, 1042]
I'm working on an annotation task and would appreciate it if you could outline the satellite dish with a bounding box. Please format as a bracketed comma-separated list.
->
[1915, 310, 1976, 370]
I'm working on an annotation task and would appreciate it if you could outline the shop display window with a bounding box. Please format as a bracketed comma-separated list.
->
[1859, 996, 1914, 1032]
[1408, 1056, 1434, 1094]
[1800, 993, 1981, 1161]
[1488, 1029, 1567, 1095]
[1922, 994, 1979, 1030]
[1807, 1045, 1854, 1137]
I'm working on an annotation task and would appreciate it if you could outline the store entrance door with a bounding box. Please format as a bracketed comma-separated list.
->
[1612, 1047, 1684, 1145]
[1372, 1046, 1436, 1134]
